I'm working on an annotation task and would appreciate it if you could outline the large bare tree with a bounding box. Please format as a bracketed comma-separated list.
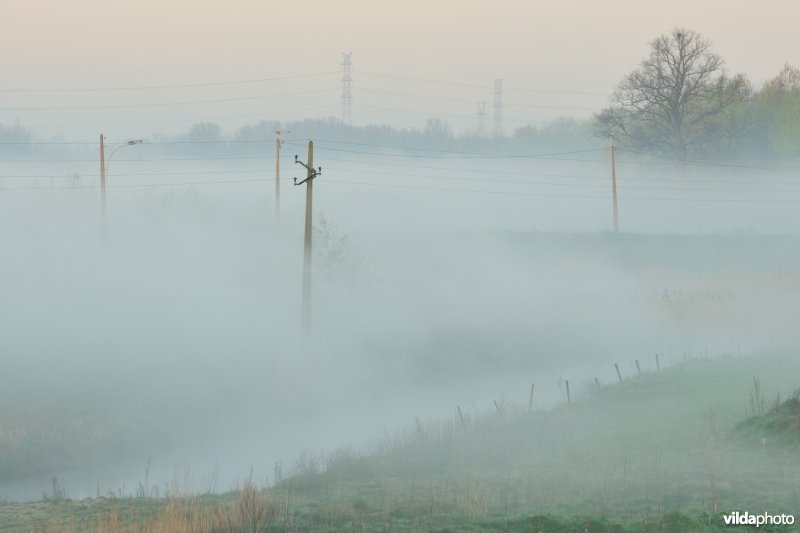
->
[596, 29, 751, 162]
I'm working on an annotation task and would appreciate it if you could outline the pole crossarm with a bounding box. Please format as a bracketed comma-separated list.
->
[293, 155, 322, 186]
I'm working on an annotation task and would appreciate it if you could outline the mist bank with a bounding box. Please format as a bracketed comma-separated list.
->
[2, 181, 798, 500]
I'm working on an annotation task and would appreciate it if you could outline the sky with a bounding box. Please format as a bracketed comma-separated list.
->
[0, 0, 798, 137]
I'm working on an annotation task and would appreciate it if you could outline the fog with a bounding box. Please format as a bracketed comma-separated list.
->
[2, 137, 799, 504]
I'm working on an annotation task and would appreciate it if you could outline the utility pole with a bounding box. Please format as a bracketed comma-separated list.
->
[476, 101, 486, 137]
[98, 135, 143, 242]
[609, 134, 619, 233]
[274, 129, 290, 222]
[99, 134, 107, 234]
[493, 78, 503, 139]
[294, 141, 321, 334]
[341, 52, 353, 124]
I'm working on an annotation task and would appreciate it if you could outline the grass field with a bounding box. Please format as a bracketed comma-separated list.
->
[4, 351, 799, 532]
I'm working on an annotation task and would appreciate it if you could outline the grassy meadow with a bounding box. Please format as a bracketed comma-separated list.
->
[3, 350, 799, 532]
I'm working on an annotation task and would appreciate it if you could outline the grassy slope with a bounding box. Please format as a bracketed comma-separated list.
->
[5, 352, 799, 531]
[282, 353, 800, 521]
[736, 389, 800, 447]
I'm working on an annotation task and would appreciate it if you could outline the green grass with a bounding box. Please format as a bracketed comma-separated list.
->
[735, 388, 800, 448]
[268, 352, 800, 529]
[4, 352, 800, 531]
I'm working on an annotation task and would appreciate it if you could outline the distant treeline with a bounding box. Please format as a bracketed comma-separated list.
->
[143, 115, 603, 156]
[0, 115, 602, 159]
[3, 60, 799, 164]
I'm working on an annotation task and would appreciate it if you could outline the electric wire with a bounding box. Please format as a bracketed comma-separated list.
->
[0, 71, 340, 93]
[0, 88, 339, 111]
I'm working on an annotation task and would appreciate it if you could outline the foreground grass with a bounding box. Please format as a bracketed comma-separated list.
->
[0, 496, 779, 532]
[4, 353, 799, 531]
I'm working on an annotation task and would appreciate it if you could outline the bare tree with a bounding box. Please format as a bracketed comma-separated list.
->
[424, 118, 454, 140]
[763, 63, 800, 93]
[596, 29, 751, 162]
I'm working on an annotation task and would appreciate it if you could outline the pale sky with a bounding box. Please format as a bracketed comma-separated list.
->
[1, 0, 798, 138]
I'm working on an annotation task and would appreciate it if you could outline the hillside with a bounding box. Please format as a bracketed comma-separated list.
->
[5, 352, 799, 531]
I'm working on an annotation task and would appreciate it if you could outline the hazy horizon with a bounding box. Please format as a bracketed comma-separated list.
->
[1, 1, 798, 139]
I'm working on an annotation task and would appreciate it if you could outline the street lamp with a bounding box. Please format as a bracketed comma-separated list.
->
[275, 129, 290, 223]
[99, 134, 143, 238]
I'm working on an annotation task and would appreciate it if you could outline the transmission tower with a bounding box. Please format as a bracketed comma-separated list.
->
[341, 52, 353, 124]
[477, 101, 487, 137]
[493, 78, 503, 138]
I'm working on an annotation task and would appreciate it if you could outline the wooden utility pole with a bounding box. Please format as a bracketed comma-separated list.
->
[274, 130, 290, 222]
[609, 134, 619, 233]
[528, 383, 535, 412]
[303, 141, 313, 331]
[294, 141, 321, 335]
[99, 133, 107, 230]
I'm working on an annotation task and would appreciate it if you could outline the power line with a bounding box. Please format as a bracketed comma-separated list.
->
[321, 179, 800, 204]
[620, 147, 800, 171]
[0, 71, 340, 93]
[4, 159, 796, 190]
[340, 158, 798, 185]
[6, 133, 800, 173]
[356, 70, 490, 90]
[322, 166, 800, 194]
[358, 87, 477, 105]
[0, 155, 272, 163]
[4, 164, 800, 202]
[13, 104, 340, 132]
[318, 155, 608, 177]
[0, 169, 271, 178]
[0, 88, 339, 111]
[281, 140, 605, 160]
[310, 147, 606, 162]
[283, 138, 604, 157]
[0, 139, 306, 146]
[356, 69, 609, 96]
[505, 87, 607, 97]
[504, 102, 596, 111]
[319, 156, 800, 184]
[6, 172, 797, 202]
[228, 138, 800, 175]
[0, 178, 269, 192]
[356, 86, 596, 111]
[355, 102, 541, 124]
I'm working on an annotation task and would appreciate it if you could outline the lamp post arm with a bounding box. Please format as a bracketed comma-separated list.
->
[105, 140, 143, 175]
